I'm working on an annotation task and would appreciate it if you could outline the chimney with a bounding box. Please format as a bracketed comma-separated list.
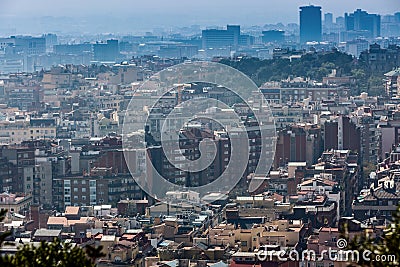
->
[30, 204, 40, 229]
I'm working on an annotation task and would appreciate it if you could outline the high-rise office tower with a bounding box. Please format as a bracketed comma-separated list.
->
[345, 9, 381, 39]
[262, 30, 285, 43]
[202, 25, 241, 49]
[93, 39, 119, 62]
[324, 13, 333, 33]
[395, 12, 400, 23]
[300, 5, 322, 43]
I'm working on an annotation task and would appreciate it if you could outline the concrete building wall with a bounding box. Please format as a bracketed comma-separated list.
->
[381, 126, 395, 159]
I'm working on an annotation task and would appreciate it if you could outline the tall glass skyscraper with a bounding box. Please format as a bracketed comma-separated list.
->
[345, 9, 381, 39]
[300, 5, 322, 43]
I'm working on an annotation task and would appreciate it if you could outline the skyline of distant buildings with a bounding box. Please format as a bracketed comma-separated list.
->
[0, 5, 398, 36]
[0, 5, 398, 74]
[0, 1, 398, 34]
[0, 15, 397, 73]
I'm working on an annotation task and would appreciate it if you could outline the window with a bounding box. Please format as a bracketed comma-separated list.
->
[82, 188, 86, 193]
[73, 188, 78, 192]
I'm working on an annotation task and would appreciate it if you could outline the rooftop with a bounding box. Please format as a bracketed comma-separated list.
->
[33, 229, 61, 237]
[65, 206, 79, 215]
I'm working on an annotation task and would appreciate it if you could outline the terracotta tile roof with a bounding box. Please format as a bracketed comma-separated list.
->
[65, 206, 80, 215]
[272, 193, 284, 202]
[47, 216, 68, 226]
[68, 217, 92, 225]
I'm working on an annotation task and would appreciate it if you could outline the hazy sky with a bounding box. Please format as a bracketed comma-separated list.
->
[0, 0, 399, 35]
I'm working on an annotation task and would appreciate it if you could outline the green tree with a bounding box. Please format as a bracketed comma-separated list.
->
[345, 206, 400, 266]
[351, 68, 367, 95]
[362, 162, 376, 183]
[367, 76, 385, 96]
[220, 50, 359, 86]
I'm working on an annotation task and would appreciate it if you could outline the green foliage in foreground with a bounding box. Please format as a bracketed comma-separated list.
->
[0, 210, 104, 267]
[0, 239, 104, 267]
[345, 206, 400, 267]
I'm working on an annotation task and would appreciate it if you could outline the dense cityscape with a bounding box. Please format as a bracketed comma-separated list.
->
[0, 1, 400, 266]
